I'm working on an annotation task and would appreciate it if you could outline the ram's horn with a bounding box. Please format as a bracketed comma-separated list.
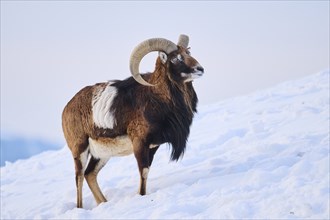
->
[177, 34, 189, 48]
[129, 38, 177, 86]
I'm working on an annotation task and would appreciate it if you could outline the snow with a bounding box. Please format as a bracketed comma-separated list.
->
[1, 71, 329, 219]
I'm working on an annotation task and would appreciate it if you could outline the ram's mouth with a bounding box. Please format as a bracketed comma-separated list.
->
[182, 64, 204, 79]
[194, 72, 204, 77]
[192, 65, 204, 77]
[181, 71, 204, 82]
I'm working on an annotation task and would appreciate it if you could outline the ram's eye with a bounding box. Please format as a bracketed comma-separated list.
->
[171, 54, 184, 64]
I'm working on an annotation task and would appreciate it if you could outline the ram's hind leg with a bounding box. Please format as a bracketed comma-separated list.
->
[84, 156, 108, 205]
[72, 144, 89, 208]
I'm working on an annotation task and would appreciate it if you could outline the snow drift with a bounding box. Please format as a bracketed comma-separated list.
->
[1, 71, 329, 219]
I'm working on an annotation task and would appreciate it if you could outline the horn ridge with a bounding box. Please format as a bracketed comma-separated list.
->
[129, 38, 177, 86]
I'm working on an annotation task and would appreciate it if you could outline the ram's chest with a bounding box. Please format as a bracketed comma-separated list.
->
[88, 136, 133, 160]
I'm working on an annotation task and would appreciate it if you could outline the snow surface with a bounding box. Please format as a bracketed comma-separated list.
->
[1, 71, 329, 219]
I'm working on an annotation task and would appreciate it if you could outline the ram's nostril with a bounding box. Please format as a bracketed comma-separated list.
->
[196, 66, 204, 73]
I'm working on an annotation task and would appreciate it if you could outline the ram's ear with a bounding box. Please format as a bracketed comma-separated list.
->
[158, 52, 167, 64]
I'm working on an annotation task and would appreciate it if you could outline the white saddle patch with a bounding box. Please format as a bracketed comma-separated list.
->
[92, 82, 117, 129]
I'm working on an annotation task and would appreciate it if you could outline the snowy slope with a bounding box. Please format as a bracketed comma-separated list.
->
[1, 71, 329, 219]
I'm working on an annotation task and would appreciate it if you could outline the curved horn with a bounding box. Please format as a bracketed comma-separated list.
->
[177, 34, 189, 48]
[129, 38, 177, 86]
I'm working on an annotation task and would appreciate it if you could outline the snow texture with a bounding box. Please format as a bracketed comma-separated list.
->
[1, 71, 329, 219]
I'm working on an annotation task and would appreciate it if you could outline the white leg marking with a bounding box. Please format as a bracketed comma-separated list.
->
[142, 168, 149, 179]
[94, 157, 108, 173]
[80, 148, 89, 172]
[92, 82, 117, 129]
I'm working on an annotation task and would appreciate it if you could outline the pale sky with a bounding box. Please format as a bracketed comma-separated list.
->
[1, 1, 329, 143]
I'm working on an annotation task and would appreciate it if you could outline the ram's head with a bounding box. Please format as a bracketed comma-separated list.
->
[129, 34, 204, 86]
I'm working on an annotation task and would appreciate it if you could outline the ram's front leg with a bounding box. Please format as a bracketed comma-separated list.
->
[133, 139, 150, 195]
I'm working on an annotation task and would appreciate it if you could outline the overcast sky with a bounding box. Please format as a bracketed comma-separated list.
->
[1, 1, 329, 144]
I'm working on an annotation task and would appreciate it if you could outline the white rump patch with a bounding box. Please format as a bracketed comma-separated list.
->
[92, 83, 117, 129]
